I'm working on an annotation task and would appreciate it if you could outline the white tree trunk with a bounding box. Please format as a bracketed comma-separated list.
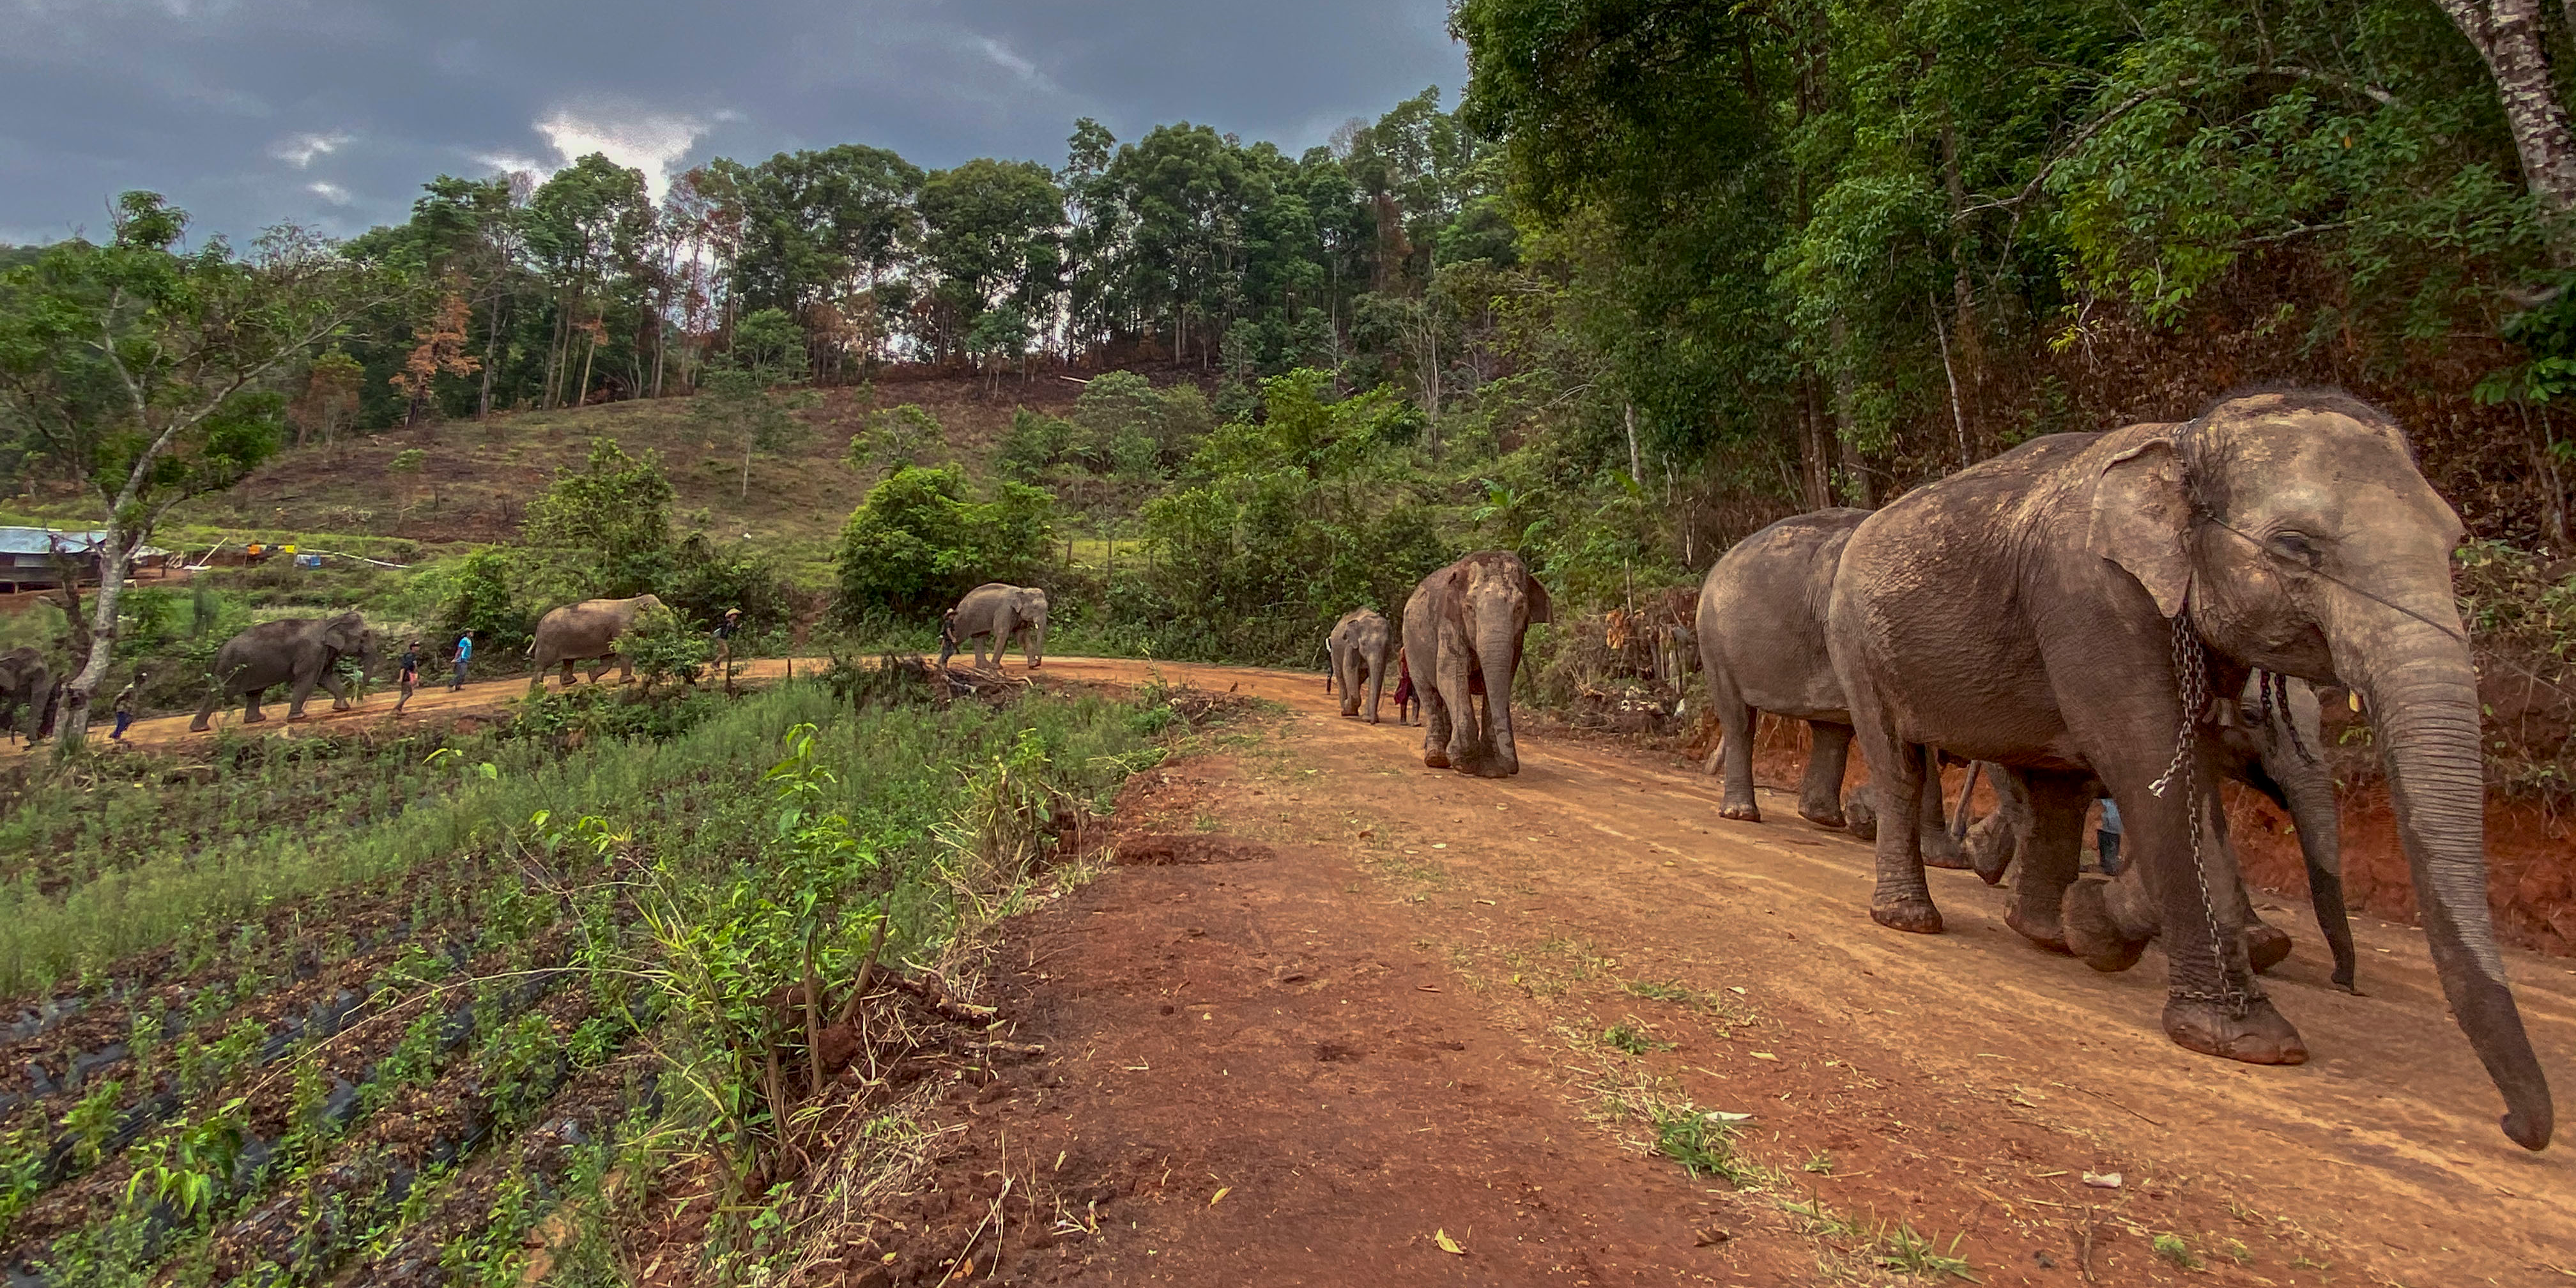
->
[58, 528, 131, 746]
[2437, 0, 2576, 264]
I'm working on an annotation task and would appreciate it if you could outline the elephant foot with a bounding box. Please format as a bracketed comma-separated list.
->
[2063, 880, 2149, 973]
[1796, 802, 1844, 829]
[1922, 848, 1974, 871]
[1968, 841, 2014, 887]
[2245, 923, 2295, 975]
[1871, 898, 1944, 935]
[2003, 900, 2071, 954]
[1422, 750, 1450, 770]
[1365, 716, 1379, 725]
[243, 711, 267, 724]
[1843, 796, 1877, 842]
[1720, 802, 1761, 823]
[188, 719, 211, 733]
[2164, 993, 2307, 1066]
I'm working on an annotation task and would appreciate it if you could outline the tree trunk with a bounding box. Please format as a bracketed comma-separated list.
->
[480, 295, 503, 420]
[1797, 375, 1835, 511]
[2437, 0, 2576, 265]
[57, 530, 132, 748]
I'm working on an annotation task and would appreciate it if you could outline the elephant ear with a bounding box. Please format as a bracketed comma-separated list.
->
[1521, 567, 1552, 625]
[2089, 436, 2193, 618]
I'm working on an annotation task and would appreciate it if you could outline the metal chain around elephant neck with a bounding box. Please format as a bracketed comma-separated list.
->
[2148, 606, 2256, 1017]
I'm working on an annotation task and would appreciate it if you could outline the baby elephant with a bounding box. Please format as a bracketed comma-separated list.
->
[1326, 608, 1393, 723]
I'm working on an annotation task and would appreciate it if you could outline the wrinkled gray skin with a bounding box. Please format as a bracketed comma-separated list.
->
[1968, 676, 2356, 991]
[1827, 391, 2549, 1149]
[1325, 608, 1394, 723]
[528, 594, 667, 689]
[1695, 509, 1961, 863]
[0, 648, 55, 742]
[940, 583, 1048, 670]
[190, 611, 381, 731]
[1403, 551, 1551, 778]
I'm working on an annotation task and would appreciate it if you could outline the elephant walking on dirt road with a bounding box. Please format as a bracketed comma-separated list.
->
[940, 584, 1048, 670]
[1402, 551, 1551, 778]
[1325, 608, 1393, 724]
[528, 594, 667, 690]
[1693, 509, 1961, 864]
[1826, 389, 2549, 1149]
[190, 611, 381, 732]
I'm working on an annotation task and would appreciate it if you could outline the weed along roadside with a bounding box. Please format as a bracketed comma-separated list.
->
[0, 664, 1225, 1285]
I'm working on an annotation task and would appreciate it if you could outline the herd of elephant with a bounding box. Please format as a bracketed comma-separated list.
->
[1309, 389, 2551, 1153]
[0, 594, 730, 742]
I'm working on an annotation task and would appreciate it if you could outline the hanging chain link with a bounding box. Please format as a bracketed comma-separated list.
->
[2147, 606, 2253, 1016]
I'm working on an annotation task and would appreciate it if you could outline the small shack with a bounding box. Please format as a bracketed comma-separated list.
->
[0, 528, 174, 593]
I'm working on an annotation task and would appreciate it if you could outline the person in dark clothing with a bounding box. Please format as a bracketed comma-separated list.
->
[2094, 798, 2124, 875]
[110, 671, 146, 742]
[712, 609, 743, 689]
[394, 640, 421, 714]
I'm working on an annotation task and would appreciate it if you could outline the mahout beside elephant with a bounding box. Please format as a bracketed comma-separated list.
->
[1826, 388, 2549, 1149]
[939, 583, 1048, 670]
[527, 594, 668, 691]
[1402, 551, 1551, 778]
[1967, 674, 2357, 991]
[0, 647, 55, 743]
[1326, 608, 1393, 724]
[1694, 509, 1961, 862]
[190, 611, 382, 732]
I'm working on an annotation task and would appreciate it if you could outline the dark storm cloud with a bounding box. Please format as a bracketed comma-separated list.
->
[1, 0, 1464, 243]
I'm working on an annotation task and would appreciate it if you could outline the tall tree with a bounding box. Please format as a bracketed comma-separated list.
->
[0, 195, 371, 746]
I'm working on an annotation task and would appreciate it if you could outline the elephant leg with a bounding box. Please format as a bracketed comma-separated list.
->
[619, 655, 634, 685]
[190, 691, 218, 733]
[1438, 649, 1483, 772]
[1365, 655, 1386, 725]
[321, 673, 351, 711]
[1797, 721, 1852, 828]
[243, 687, 269, 723]
[286, 674, 319, 719]
[1713, 695, 1761, 823]
[560, 660, 577, 687]
[1478, 650, 1520, 778]
[1966, 767, 2032, 886]
[1337, 651, 1361, 717]
[1851, 684, 1940, 934]
[2209, 804, 2294, 974]
[2001, 771, 2087, 953]
[1419, 666, 1453, 769]
[1920, 749, 1969, 869]
[590, 661, 613, 684]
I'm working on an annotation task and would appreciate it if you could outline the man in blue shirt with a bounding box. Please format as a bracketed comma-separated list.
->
[450, 632, 473, 691]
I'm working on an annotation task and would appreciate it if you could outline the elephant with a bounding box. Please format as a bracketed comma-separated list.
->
[1825, 389, 2549, 1149]
[939, 583, 1048, 670]
[1401, 550, 1551, 778]
[1967, 675, 2358, 992]
[528, 594, 667, 690]
[0, 648, 54, 743]
[190, 611, 381, 731]
[1694, 509, 1963, 863]
[1324, 608, 1393, 723]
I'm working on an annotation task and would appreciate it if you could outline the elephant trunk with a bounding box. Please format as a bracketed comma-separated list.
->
[2343, 614, 2551, 1149]
[2271, 742, 2356, 991]
[1478, 616, 1519, 773]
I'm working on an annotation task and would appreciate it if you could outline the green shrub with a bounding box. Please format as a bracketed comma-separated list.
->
[834, 466, 1055, 620]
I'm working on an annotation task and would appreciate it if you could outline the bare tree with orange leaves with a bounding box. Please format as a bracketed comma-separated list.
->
[390, 289, 482, 426]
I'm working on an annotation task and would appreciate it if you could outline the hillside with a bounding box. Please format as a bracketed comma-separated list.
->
[178, 367, 1116, 551]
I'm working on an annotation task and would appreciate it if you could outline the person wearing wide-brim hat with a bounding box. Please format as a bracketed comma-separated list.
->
[712, 608, 744, 679]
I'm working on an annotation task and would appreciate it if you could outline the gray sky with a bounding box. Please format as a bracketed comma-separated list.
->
[2, 0, 1466, 245]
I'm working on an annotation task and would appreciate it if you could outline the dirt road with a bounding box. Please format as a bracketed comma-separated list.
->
[854, 657, 2575, 1287]
[33, 654, 2576, 1282]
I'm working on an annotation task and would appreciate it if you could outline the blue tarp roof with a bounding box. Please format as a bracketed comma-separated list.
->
[0, 528, 109, 556]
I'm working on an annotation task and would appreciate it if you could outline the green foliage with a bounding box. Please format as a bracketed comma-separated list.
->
[440, 546, 532, 657]
[843, 403, 946, 478]
[622, 600, 715, 691]
[521, 438, 675, 596]
[834, 466, 1055, 619]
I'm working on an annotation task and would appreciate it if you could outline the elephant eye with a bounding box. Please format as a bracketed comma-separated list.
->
[2267, 532, 2322, 568]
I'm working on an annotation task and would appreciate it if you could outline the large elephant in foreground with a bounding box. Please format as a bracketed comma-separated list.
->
[1694, 509, 1961, 862]
[939, 583, 1048, 670]
[1970, 674, 2358, 992]
[1402, 551, 1551, 777]
[1324, 608, 1393, 724]
[1827, 390, 2549, 1149]
[0, 648, 56, 742]
[190, 611, 381, 731]
[528, 594, 666, 690]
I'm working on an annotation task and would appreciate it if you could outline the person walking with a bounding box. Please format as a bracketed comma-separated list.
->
[109, 670, 146, 742]
[1390, 646, 1416, 726]
[449, 631, 473, 691]
[2094, 797, 2124, 876]
[394, 640, 422, 714]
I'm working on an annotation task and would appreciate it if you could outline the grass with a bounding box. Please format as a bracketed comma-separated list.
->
[2153, 1232, 2202, 1269]
[1783, 1199, 1977, 1282]
[1650, 1104, 1765, 1188]
[1600, 1020, 1674, 1055]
